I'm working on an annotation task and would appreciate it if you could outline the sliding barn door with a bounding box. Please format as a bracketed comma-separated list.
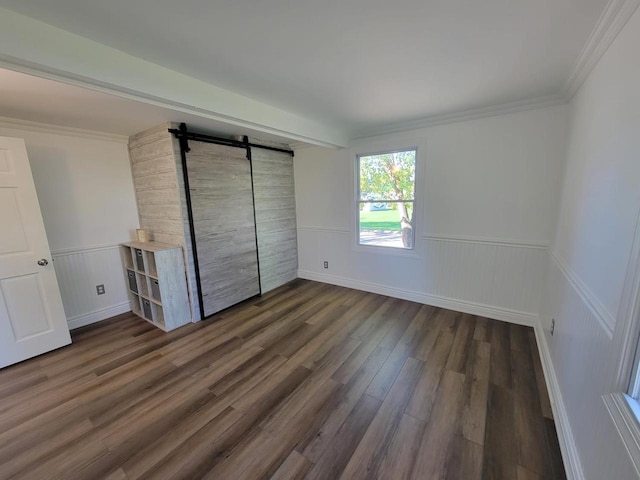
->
[251, 148, 298, 292]
[186, 141, 260, 317]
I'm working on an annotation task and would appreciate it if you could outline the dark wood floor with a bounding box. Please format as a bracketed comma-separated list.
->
[0, 279, 565, 480]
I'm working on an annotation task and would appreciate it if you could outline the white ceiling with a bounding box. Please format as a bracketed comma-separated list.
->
[0, 68, 298, 143]
[0, 0, 609, 138]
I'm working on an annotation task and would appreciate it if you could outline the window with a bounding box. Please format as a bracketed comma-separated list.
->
[629, 339, 640, 400]
[626, 296, 640, 401]
[601, 282, 640, 472]
[356, 149, 416, 249]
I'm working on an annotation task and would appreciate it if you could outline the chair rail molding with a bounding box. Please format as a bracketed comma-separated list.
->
[51, 243, 121, 256]
[421, 233, 548, 249]
[549, 249, 616, 339]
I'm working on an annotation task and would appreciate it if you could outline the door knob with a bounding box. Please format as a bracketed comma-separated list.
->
[37, 259, 49, 266]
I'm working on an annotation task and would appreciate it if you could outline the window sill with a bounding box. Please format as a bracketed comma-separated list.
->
[352, 242, 421, 259]
[603, 392, 640, 472]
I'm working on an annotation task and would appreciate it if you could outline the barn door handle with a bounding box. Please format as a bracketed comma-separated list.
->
[37, 259, 49, 266]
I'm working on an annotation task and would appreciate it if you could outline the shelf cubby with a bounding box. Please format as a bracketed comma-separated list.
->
[138, 273, 149, 297]
[126, 269, 138, 293]
[145, 251, 158, 277]
[134, 248, 145, 271]
[120, 241, 191, 332]
[150, 278, 162, 303]
[152, 303, 165, 328]
[122, 246, 134, 270]
[128, 290, 142, 317]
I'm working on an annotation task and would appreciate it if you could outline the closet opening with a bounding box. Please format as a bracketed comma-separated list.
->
[170, 123, 294, 320]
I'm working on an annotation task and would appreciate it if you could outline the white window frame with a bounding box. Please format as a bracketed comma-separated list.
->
[629, 337, 640, 399]
[351, 141, 424, 257]
[603, 211, 640, 472]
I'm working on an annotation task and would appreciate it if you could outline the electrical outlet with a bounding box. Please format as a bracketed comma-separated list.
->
[550, 318, 555, 336]
[323, 261, 329, 269]
[96, 284, 106, 295]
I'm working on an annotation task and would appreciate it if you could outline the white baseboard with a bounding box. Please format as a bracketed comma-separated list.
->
[67, 302, 131, 330]
[534, 322, 585, 480]
[297, 269, 537, 327]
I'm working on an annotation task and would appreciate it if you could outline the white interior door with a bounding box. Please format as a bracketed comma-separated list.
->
[0, 136, 70, 369]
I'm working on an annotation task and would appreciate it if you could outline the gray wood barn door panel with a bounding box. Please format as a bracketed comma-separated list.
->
[251, 148, 298, 292]
[186, 141, 260, 317]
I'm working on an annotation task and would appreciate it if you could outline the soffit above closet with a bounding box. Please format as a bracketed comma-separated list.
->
[0, 0, 609, 137]
[0, 68, 298, 143]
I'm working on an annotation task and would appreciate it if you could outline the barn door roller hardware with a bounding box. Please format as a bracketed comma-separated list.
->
[169, 123, 294, 157]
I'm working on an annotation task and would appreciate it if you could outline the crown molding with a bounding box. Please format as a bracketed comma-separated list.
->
[1, 1, 637, 148]
[563, 0, 640, 98]
[350, 94, 567, 140]
[0, 116, 130, 143]
[343, 0, 640, 142]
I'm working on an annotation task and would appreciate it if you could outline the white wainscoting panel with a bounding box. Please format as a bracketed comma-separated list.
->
[539, 253, 638, 480]
[423, 236, 547, 315]
[52, 244, 130, 329]
[297, 227, 545, 325]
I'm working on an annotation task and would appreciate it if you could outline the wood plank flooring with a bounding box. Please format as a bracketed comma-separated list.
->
[0, 279, 566, 480]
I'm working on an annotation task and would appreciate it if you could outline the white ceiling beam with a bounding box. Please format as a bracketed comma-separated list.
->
[0, 7, 349, 148]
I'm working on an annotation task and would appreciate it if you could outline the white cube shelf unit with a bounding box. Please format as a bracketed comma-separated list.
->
[120, 241, 191, 331]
